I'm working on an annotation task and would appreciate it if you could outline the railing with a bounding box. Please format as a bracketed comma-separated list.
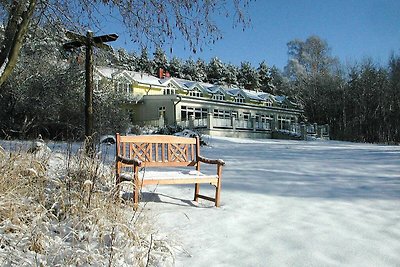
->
[177, 118, 208, 128]
[214, 118, 233, 128]
[141, 119, 160, 127]
[141, 117, 329, 139]
[256, 121, 271, 130]
[235, 120, 252, 129]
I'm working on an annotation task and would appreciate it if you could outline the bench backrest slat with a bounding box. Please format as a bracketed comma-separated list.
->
[116, 134, 198, 167]
[119, 135, 196, 144]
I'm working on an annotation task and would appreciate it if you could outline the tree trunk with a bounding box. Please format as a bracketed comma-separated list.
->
[0, 0, 37, 88]
[85, 31, 94, 155]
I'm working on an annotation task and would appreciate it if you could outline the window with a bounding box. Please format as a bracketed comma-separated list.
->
[263, 100, 272, 107]
[115, 82, 131, 94]
[194, 108, 208, 119]
[231, 111, 238, 118]
[181, 106, 208, 120]
[212, 93, 225, 101]
[243, 112, 251, 121]
[260, 115, 273, 123]
[164, 84, 176, 95]
[278, 116, 290, 130]
[213, 109, 230, 119]
[189, 89, 203, 97]
[234, 94, 245, 103]
[159, 106, 166, 117]
[259, 114, 272, 130]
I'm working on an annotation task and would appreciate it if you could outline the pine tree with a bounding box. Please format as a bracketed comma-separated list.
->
[182, 58, 197, 80]
[152, 47, 168, 75]
[238, 61, 259, 90]
[224, 64, 239, 87]
[207, 57, 226, 85]
[115, 48, 137, 70]
[257, 61, 273, 93]
[269, 66, 290, 95]
[194, 59, 207, 82]
[169, 57, 184, 78]
[137, 48, 152, 74]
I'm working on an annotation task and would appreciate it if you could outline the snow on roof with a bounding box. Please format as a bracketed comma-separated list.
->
[96, 66, 117, 79]
[126, 71, 162, 86]
[95, 66, 162, 86]
[159, 77, 169, 84]
[226, 88, 242, 97]
[274, 95, 287, 103]
[95, 66, 296, 105]
[273, 95, 298, 106]
[206, 86, 225, 94]
[198, 81, 216, 89]
[258, 93, 274, 101]
[171, 78, 208, 92]
[241, 89, 264, 101]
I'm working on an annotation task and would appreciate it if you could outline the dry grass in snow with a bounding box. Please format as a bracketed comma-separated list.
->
[0, 142, 173, 266]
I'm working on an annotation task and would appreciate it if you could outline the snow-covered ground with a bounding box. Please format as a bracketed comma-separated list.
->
[138, 136, 400, 266]
[2, 136, 399, 266]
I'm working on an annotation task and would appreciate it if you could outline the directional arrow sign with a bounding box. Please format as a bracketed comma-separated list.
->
[63, 40, 84, 50]
[93, 34, 118, 44]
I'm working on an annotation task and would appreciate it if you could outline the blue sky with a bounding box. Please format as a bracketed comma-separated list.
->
[101, 0, 400, 70]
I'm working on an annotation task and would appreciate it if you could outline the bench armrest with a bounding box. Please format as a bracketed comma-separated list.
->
[116, 155, 142, 167]
[198, 155, 225, 166]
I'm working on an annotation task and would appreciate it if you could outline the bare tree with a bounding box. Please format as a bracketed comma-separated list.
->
[0, 0, 251, 88]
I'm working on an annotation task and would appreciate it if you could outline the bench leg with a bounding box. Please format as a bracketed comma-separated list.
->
[194, 183, 200, 202]
[215, 185, 221, 207]
[215, 166, 222, 207]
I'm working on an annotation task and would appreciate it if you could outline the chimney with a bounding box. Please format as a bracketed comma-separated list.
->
[158, 68, 164, 78]
[165, 71, 170, 78]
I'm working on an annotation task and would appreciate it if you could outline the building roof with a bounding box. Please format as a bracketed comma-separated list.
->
[95, 66, 162, 86]
[95, 66, 299, 108]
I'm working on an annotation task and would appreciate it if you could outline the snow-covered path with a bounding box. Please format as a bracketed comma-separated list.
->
[140, 137, 400, 266]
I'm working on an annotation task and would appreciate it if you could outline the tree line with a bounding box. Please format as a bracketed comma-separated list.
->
[96, 47, 275, 93]
[275, 36, 400, 143]
[1, 25, 399, 143]
[101, 37, 400, 144]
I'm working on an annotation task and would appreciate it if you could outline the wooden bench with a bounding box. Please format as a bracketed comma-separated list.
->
[115, 133, 225, 210]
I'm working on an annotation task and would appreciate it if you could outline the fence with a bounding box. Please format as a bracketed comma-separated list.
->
[142, 115, 329, 140]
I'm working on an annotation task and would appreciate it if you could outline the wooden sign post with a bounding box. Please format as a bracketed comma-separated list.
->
[63, 31, 118, 154]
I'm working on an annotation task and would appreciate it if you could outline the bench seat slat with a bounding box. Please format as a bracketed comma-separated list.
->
[121, 170, 218, 181]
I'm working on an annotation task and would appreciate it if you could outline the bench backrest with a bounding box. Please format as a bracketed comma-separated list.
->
[116, 134, 200, 168]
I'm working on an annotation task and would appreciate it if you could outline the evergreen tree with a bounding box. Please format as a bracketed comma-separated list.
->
[137, 48, 153, 74]
[224, 64, 239, 87]
[115, 48, 137, 70]
[182, 58, 197, 81]
[269, 66, 291, 96]
[152, 47, 168, 76]
[257, 61, 273, 93]
[207, 57, 226, 85]
[168, 57, 184, 78]
[238, 61, 259, 90]
[194, 59, 207, 82]
[386, 54, 400, 142]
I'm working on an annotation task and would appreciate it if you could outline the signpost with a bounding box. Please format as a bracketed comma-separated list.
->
[63, 31, 118, 154]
